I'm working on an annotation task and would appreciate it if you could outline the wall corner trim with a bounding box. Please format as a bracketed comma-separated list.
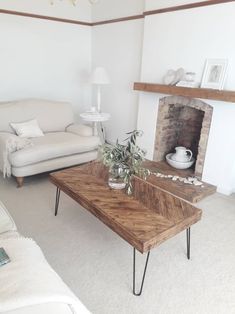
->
[91, 14, 144, 26]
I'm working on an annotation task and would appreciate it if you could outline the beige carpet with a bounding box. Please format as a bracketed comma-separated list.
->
[0, 174, 235, 314]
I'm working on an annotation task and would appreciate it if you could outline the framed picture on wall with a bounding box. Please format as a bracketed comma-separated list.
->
[201, 59, 228, 90]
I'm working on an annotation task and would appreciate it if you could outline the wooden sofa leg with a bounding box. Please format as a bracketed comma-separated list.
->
[16, 177, 24, 188]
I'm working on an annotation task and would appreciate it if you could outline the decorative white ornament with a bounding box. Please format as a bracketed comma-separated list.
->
[153, 171, 204, 187]
[163, 68, 185, 85]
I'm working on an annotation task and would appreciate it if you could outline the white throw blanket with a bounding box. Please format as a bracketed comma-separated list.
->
[0, 134, 33, 177]
[0, 238, 90, 314]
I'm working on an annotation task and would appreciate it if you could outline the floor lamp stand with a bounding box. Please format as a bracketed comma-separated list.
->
[97, 85, 101, 113]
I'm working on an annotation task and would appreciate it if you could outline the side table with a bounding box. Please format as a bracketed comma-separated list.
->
[80, 112, 110, 142]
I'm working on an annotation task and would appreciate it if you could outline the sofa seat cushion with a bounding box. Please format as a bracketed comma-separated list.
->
[10, 132, 99, 168]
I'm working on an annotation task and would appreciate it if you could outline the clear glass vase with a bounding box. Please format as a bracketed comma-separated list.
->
[108, 164, 127, 190]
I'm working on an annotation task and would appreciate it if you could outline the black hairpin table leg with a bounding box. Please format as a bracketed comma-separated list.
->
[54, 187, 61, 216]
[133, 248, 150, 296]
[186, 227, 191, 260]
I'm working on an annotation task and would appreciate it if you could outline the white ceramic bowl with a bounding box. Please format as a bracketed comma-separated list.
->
[166, 153, 195, 170]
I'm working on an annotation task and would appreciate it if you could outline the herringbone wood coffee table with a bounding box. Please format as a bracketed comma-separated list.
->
[50, 162, 202, 296]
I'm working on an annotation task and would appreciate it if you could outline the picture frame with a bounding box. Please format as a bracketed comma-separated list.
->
[201, 59, 228, 90]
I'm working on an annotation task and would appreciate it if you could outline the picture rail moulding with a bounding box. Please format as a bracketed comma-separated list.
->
[0, 8, 91, 26]
[0, 0, 234, 26]
[133, 83, 235, 103]
[143, 0, 235, 16]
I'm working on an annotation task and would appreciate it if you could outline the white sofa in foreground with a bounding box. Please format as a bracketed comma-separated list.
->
[0, 99, 99, 187]
[0, 200, 90, 314]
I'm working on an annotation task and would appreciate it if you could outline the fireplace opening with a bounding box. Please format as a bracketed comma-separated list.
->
[154, 96, 213, 178]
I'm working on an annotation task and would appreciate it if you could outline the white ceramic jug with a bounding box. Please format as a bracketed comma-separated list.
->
[171, 146, 193, 162]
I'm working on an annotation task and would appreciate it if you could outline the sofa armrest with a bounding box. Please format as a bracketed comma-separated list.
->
[0, 200, 17, 235]
[66, 124, 93, 137]
[3, 302, 77, 314]
[0, 132, 17, 145]
[0, 132, 16, 174]
[0, 238, 90, 314]
[0, 132, 20, 151]
[0, 132, 33, 177]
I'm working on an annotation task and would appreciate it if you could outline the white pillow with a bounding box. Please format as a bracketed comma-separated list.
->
[10, 119, 44, 138]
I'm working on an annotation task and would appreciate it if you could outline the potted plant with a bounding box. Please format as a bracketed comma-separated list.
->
[99, 130, 150, 194]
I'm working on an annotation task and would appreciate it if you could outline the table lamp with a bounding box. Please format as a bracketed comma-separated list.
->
[91, 67, 110, 113]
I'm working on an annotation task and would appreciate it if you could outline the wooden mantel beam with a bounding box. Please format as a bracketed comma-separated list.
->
[134, 82, 235, 103]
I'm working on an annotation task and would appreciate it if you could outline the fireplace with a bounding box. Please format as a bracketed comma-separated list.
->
[154, 96, 213, 178]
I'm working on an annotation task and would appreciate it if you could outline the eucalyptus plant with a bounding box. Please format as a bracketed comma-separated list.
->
[99, 130, 150, 194]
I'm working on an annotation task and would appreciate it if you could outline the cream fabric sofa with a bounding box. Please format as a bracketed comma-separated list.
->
[0, 200, 90, 314]
[0, 99, 99, 187]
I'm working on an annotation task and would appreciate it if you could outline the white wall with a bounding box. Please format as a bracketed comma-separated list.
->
[137, 1, 235, 194]
[145, 0, 206, 11]
[0, 11, 92, 117]
[204, 100, 235, 195]
[92, 20, 144, 142]
[92, 0, 144, 22]
[92, 0, 144, 142]
[0, 0, 144, 136]
[1, 0, 235, 193]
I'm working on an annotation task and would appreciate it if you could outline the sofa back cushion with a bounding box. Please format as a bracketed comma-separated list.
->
[0, 99, 74, 133]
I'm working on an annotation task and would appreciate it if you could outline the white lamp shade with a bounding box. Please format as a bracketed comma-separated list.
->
[91, 67, 110, 85]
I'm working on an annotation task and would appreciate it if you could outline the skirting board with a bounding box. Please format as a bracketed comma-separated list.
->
[217, 186, 235, 196]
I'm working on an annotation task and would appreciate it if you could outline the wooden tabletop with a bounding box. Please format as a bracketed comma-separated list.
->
[50, 162, 202, 253]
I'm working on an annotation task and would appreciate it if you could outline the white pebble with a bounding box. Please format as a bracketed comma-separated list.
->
[187, 177, 194, 182]
[193, 180, 203, 186]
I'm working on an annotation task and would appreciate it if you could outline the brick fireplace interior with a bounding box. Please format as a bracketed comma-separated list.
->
[154, 96, 213, 178]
